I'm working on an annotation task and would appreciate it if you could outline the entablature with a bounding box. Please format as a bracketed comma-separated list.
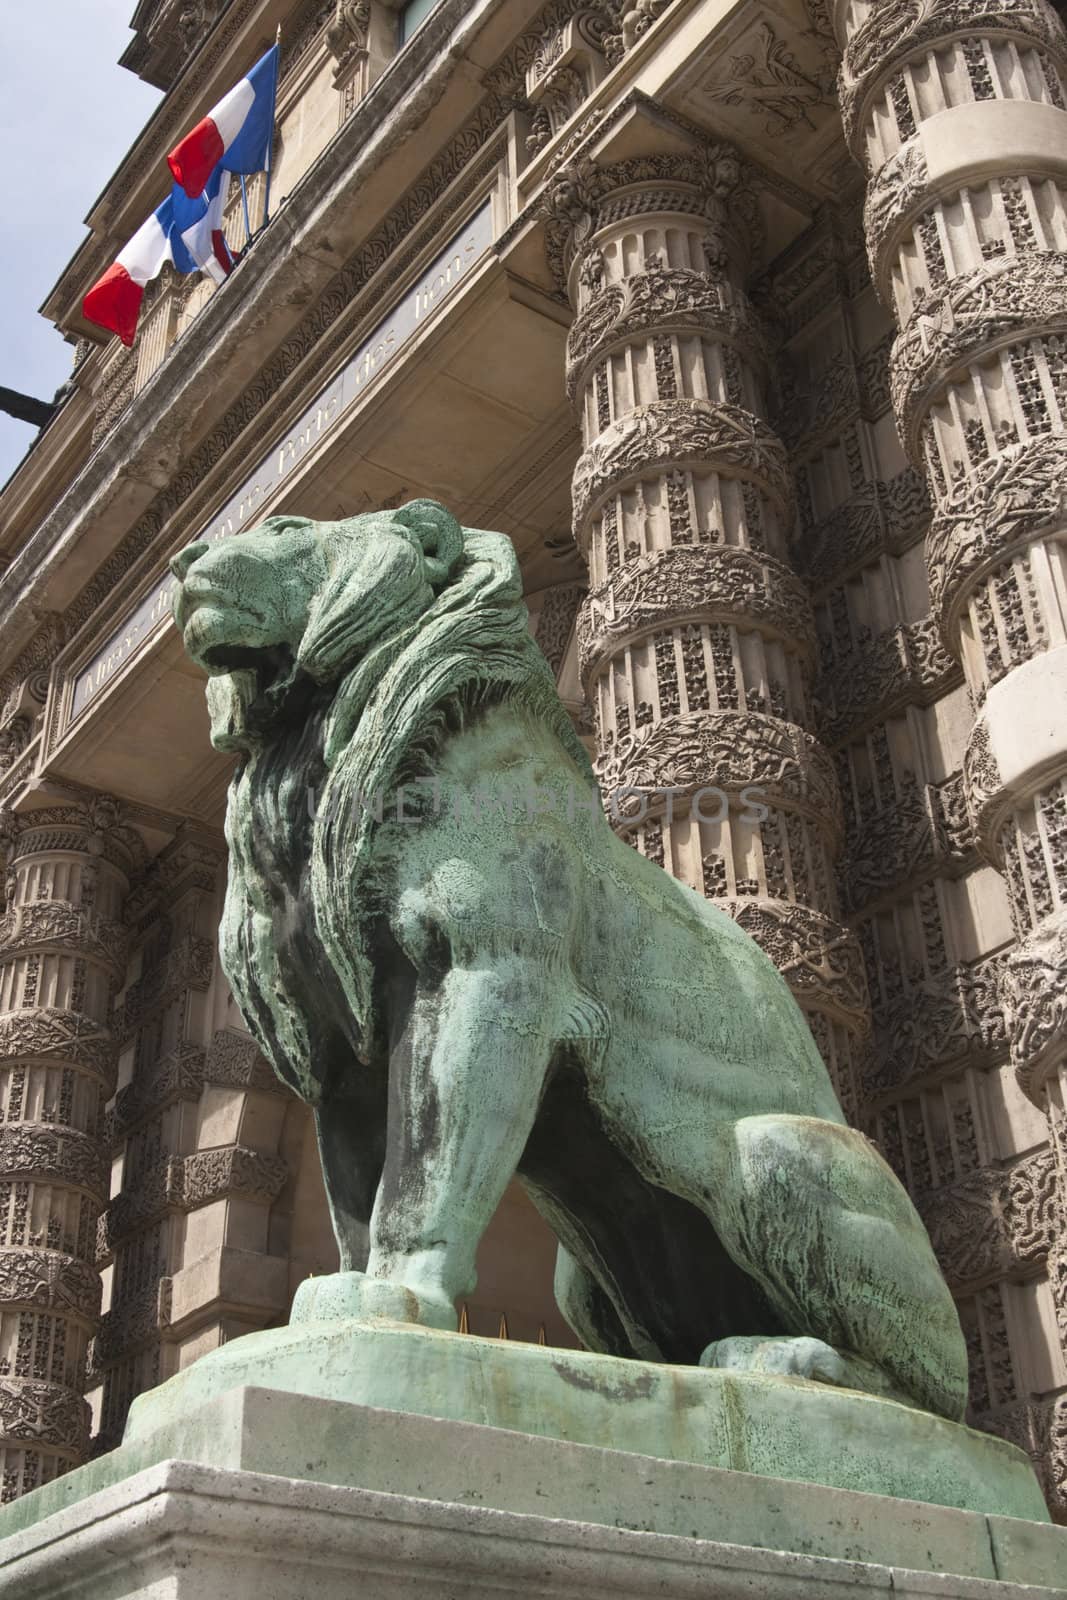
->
[121, 0, 233, 91]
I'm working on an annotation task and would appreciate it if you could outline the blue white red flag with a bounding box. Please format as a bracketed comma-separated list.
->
[167, 45, 279, 199]
[171, 166, 236, 284]
[82, 168, 236, 347]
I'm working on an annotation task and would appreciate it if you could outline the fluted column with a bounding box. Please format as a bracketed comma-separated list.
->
[0, 799, 138, 1502]
[838, 0, 1067, 1489]
[546, 147, 870, 1119]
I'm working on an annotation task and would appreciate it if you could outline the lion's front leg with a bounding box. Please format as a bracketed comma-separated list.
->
[366, 955, 556, 1325]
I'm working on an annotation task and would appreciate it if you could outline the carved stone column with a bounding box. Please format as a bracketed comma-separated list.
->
[838, 0, 1067, 1500]
[547, 146, 870, 1119]
[0, 799, 139, 1502]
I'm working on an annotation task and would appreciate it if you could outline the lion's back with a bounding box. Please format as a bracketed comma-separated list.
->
[583, 831, 846, 1127]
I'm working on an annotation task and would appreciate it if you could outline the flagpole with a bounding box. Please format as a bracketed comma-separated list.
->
[262, 24, 281, 232]
[239, 175, 252, 247]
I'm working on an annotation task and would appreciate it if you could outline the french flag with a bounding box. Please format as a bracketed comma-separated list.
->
[82, 205, 175, 348]
[82, 169, 236, 347]
[168, 44, 279, 200]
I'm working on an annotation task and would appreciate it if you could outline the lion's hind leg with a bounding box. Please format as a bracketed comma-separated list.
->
[701, 1113, 968, 1420]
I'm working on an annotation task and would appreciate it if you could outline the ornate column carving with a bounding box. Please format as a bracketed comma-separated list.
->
[839, 0, 1067, 1505]
[547, 145, 870, 1119]
[0, 799, 141, 1502]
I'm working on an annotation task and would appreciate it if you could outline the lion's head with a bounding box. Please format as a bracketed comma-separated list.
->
[171, 499, 467, 752]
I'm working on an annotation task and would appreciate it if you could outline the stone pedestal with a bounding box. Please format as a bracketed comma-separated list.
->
[3, 1282, 1064, 1595]
[2, 1386, 1066, 1599]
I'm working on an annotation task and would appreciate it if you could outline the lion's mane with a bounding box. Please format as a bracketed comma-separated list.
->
[309, 524, 594, 1043]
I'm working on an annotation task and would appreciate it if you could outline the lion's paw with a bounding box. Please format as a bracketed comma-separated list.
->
[698, 1334, 847, 1386]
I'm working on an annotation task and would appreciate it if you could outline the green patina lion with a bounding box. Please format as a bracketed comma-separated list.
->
[171, 500, 967, 1420]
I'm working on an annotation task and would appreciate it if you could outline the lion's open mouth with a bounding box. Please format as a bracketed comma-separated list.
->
[201, 644, 266, 673]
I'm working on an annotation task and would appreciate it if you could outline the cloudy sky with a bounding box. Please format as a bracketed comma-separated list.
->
[0, 5, 162, 484]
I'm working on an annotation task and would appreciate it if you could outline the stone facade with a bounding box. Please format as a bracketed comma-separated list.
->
[2, 0, 1067, 1518]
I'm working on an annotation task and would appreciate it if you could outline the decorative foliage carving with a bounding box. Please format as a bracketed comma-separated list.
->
[566, 270, 768, 400]
[99, 1162, 179, 1254]
[533, 583, 586, 678]
[700, 20, 834, 138]
[843, 772, 973, 912]
[572, 399, 794, 534]
[961, 715, 1005, 856]
[919, 1147, 1055, 1290]
[592, 710, 842, 833]
[891, 253, 1067, 450]
[0, 1250, 100, 1320]
[777, 350, 861, 457]
[525, 10, 610, 156]
[862, 141, 929, 283]
[204, 1028, 283, 1092]
[0, 1378, 88, 1454]
[0, 903, 127, 974]
[578, 545, 815, 681]
[1046, 1393, 1067, 1514]
[0, 1010, 116, 1083]
[795, 469, 931, 593]
[102, 1146, 288, 1251]
[602, 0, 675, 65]
[920, 1169, 1014, 1287]
[1007, 1146, 1059, 1265]
[720, 900, 870, 1027]
[110, 1046, 206, 1143]
[0, 719, 31, 776]
[935, 769, 973, 857]
[94, 1279, 173, 1366]
[156, 833, 224, 894]
[927, 436, 1067, 634]
[858, 331, 894, 419]
[818, 618, 960, 743]
[0, 798, 144, 879]
[176, 1, 224, 54]
[958, 952, 1009, 1056]
[862, 951, 1008, 1102]
[114, 934, 215, 1037]
[182, 1146, 288, 1207]
[90, 342, 136, 445]
[0, 1126, 108, 1200]
[1002, 911, 1067, 1095]
[880, 464, 933, 539]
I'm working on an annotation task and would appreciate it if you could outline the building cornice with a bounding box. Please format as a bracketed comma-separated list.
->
[120, 1, 234, 91]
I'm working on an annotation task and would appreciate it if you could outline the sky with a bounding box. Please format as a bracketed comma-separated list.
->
[0, 5, 162, 484]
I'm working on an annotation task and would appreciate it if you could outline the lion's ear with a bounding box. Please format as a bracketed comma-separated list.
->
[393, 499, 464, 588]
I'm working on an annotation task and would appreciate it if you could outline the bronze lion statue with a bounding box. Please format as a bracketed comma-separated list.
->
[171, 500, 967, 1420]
